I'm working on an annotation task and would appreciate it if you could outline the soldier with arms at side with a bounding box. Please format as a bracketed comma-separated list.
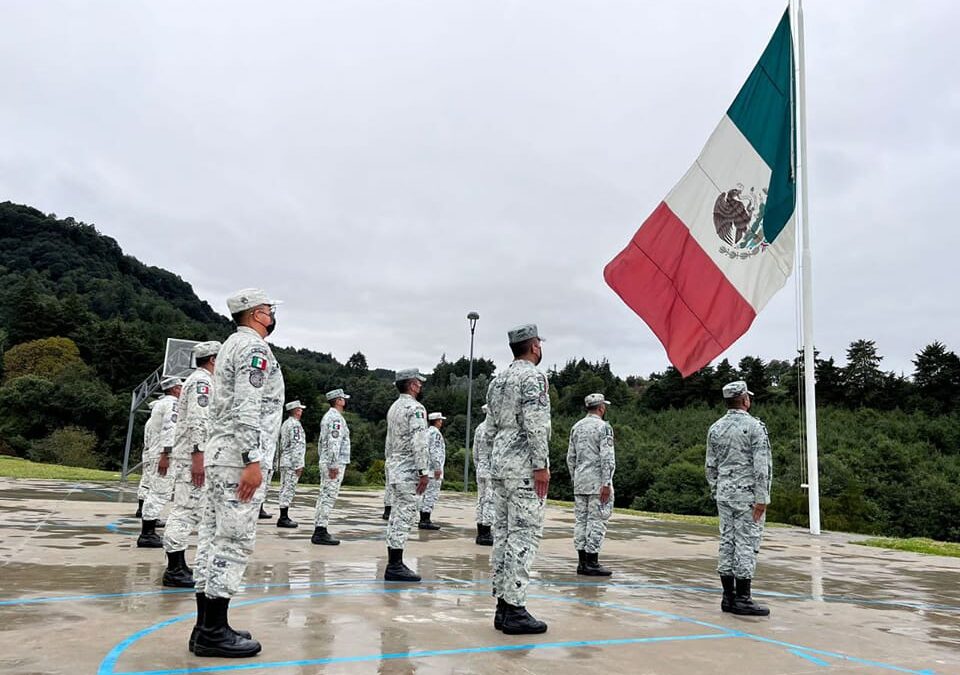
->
[276, 401, 307, 529]
[472, 404, 494, 546]
[417, 412, 446, 531]
[705, 380, 773, 617]
[139, 377, 183, 548]
[311, 388, 352, 545]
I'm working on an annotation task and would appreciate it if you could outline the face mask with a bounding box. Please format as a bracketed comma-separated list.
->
[265, 315, 277, 336]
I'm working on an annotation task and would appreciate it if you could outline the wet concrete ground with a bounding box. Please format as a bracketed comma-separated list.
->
[1, 477, 958, 674]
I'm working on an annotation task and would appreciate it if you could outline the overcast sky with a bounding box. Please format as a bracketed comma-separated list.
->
[2, 0, 957, 379]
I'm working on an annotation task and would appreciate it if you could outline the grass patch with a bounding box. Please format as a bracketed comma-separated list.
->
[853, 537, 960, 558]
[0, 456, 135, 482]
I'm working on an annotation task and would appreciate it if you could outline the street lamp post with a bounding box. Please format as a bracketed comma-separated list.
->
[464, 311, 480, 493]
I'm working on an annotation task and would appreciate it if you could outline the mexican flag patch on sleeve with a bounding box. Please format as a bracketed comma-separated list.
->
[250, 356, 268, 370]
[197, 383, 211, 395]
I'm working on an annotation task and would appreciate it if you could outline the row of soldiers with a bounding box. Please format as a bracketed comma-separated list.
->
[135, 289, 772, 659]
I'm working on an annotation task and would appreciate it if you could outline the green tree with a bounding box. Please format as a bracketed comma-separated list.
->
[3, 336, 83, 382]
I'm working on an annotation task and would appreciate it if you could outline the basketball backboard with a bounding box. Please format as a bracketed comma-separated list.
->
[163, 338, 200, 378]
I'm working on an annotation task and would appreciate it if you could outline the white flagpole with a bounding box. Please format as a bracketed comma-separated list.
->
[793, 0, 821, 535]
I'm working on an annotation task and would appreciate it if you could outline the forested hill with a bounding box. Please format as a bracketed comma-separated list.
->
[2, 201, 960, 542]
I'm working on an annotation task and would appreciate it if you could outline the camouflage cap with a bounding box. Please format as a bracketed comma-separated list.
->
[192, 341, 222, 359]
[428, 412, 446, 421]
[394, 368, 427, 383]
[226, 288, 283, 315]
[507, 323, 542, 344]
[584, 393, 611, 408]
[722, 380, 754, 399]
[160, 376, 184, 391]
[325, 388, 351, 401]
[284, 400, 306, 411]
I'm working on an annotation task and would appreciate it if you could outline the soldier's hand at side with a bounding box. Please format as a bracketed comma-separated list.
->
[328, 467, 340, 480]
[533, 468, 550, 499]
[416, 475, 430, 495]
[600, 485, 612, 505]
[752, 503, 767, 522]
[296, 467, 303, 478]
[434, 469, 442, 480]
[237, 462, 262, 502]
[190, 452, 205, 488]
[157, 454, 170, 477]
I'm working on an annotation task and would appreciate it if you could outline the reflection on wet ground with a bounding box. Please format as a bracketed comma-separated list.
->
[1, 478, 958, 674]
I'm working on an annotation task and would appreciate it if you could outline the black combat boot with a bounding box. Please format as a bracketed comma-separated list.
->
[137, 519, 163, 548]
[475, 524, 492, 545]
[384, 547, 421, 582]
[162, 550, 195, 588]
[258, 505, 272, 520]
[135, 499, 143, 518]
[494, 597, 506, 631]
[190, 594, 252, 653]
[194, 597, 262, 658]
[276, 507, 298, 529]
[418, 511, 440, 531]
[381, 505, 392, 521]
[720, 575, 736, 613]
[731, 578, 770, 616]
[586, 552, 612, 577]
[576, 550, 588, 574]
[501, 603, 548, 635]
[310, 526, 340, 546]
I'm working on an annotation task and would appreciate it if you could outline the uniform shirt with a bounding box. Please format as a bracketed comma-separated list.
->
[171, 367, 214, 462]
[384, 393, 429, 483]
[471, 418, 493, 479]
[319, 407, 351, 467]
[566, 413, 616, 494]
[205, 326, 285, 468]
[153, 394, 179, 456]
[427, 426, 446, 474]
[278, 417, 306, 469]
[705, 409, 773, 504]
[486, 359, 551, 481]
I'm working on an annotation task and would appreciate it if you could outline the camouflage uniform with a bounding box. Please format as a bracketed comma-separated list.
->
[314, 407, 351, 527]
[194, 326, 284, 599]
[420, 426, 446, 513]
[567, 413, 616, 554]
[137, 400, 161, 501]
[705, 408, 772, 580]
[277, 416, 306, 508]
[142, 394, 179, 521]
[472, 419, 494, 525]
[385, 393, 429, 549]
[162, 367, 214, 554]
[486, 359, 551, 607]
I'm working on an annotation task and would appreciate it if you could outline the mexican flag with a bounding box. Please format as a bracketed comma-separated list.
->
[604, 10, 796, 377]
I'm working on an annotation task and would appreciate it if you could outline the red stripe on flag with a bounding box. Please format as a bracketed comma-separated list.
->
[604, 202, 756, 376]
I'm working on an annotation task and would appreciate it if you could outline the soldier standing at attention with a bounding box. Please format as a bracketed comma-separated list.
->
[191, 289, 284, 658]
[276, 401, 307, 529]
[567, 393, 616, 577]
[417, 412, 446, 531]
[472, 404, 494, 546]
[706, 380, 773, 617]
[311, 388, 352, 545]
[383, 368, 430, 582]
[139, 377, 183, 548]
[486, 324, 551, 635]
[160, 341, 221, 587]
[135, 398, 161, 518]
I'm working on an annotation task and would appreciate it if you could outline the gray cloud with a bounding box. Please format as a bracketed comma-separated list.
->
[2, 0, 957, 378]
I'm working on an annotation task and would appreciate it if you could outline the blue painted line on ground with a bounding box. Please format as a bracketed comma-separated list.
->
[790, 649, 831, 667]
[97, 585, 937, 675]
[114, 634, 737, 675]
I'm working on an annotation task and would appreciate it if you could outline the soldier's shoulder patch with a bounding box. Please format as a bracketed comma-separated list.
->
[249, 370, 265, 388]
[197, 382, 211, 395]
[414, 410, 425, 419]
[250, 355, 269, 371]
[197, 394, 209, 408]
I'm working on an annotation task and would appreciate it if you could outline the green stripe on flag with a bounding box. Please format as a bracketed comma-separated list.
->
[726, 9, 796, 243]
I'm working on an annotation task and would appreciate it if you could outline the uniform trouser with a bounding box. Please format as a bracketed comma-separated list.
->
[385, 481, 419, 549]
[383, 468, 392, 507]
[137, 455, 151, 500]
[419, 477, 442, 513]
[491, 478, 545, 607]
[314, 464, 345, 527]
[716, 500, 765, 579]
[162, 459, 205, 554]
[573, 491, 614, 554]
[142, 457, 174, 520]
[193, 465, 265, 598]
[277, 468, 301, 508]
[475, 475, 494, 525]
[260, 465, 274, 506]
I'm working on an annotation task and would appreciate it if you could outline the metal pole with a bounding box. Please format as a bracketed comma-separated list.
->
[464, 312, 479, 492]
[794, 0, 821, 535]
